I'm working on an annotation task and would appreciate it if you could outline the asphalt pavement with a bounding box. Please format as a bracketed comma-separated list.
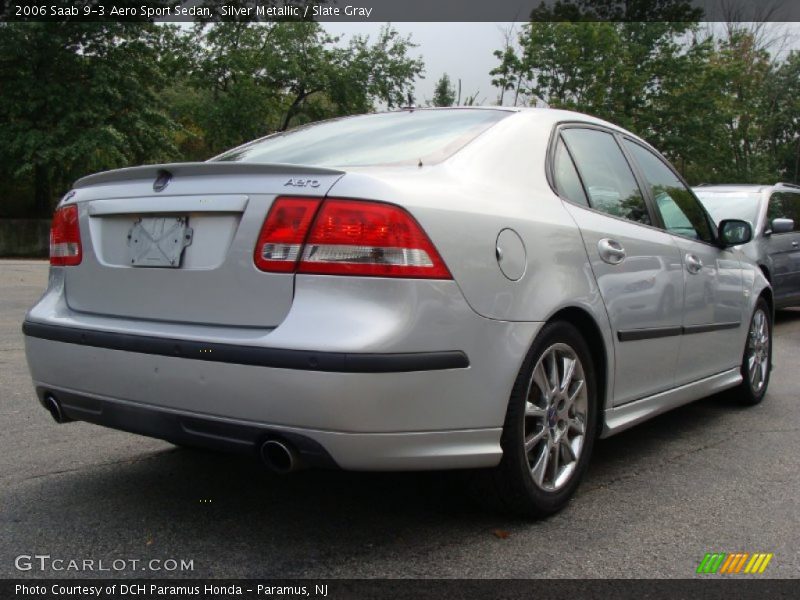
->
[1, 260, 798, 579]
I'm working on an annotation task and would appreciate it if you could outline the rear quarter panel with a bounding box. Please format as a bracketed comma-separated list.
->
[331, 112, 606, 321]
[328, 111, 615, 404]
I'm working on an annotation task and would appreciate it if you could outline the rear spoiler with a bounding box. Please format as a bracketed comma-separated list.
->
[74, 162, 345, 189]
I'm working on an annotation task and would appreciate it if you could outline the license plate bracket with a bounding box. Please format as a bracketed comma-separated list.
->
[127, 216, 193, 268]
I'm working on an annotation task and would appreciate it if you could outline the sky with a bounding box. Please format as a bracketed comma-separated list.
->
[323, 22, 800, 107]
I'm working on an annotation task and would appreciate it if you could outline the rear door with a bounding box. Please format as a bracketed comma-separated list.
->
[765, 190, 800, 304]
[554, 126, 684, 406]
[622, 139, 745, 383]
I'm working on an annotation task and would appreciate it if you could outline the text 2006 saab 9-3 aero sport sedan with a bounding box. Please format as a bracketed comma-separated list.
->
[23, 108, 772, 517]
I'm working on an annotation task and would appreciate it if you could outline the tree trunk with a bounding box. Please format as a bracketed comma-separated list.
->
[279, 91, 308, 132]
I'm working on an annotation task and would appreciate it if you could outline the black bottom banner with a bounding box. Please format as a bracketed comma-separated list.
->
[4, 579, 800, 600]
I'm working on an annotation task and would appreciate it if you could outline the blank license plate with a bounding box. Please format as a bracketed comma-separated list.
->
[127, 216, 193, 268]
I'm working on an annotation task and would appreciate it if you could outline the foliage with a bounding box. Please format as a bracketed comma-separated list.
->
[492, 14, 800, 185]
[0, 21, 423, 215]
[527, 0, 703, 22]
[766, 51, 800, 182]
[432, 73, 456, 106]
[0, 22, 180, 215]
[184, 22, 422, 155]
[490, 44, 524, 106]
[2, 14, 798, 218]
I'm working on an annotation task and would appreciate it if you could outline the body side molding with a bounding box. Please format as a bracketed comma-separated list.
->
[617, 322, 741, 342]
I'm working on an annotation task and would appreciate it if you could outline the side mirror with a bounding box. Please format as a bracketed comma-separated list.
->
[718, 219, 752, 248]
[770, 218, 794, 234]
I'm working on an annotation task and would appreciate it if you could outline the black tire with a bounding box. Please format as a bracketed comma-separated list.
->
[482, 320, 598, 518]
[730, 298, 772, 406]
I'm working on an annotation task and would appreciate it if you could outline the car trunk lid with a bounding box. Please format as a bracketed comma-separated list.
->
[63, 162, 344, 328]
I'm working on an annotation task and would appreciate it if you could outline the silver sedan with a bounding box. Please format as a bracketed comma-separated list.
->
[23, 108, 772, 517]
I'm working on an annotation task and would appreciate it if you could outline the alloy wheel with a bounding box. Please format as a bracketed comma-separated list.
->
[523, 343, 589, 491]
[747, 308, 770, 393]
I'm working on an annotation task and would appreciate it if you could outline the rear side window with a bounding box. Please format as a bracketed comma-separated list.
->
[553, 138, 588, 206]
[624, 140, 713, 243]
[561, 128, 651, 226]
[767, 192, 800, 232]
[213, 109, 511, 167]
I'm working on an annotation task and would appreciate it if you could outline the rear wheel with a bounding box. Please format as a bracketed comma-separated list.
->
[730, 298, 772, 405]
[486, 321, 597, 518]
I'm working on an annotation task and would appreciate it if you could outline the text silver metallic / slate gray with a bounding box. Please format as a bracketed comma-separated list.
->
[23, 108, 773, 517]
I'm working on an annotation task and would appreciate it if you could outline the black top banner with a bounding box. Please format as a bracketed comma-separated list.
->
[2, 0, 800, 22]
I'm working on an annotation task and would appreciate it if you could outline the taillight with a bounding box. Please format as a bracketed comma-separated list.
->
[299, 200, 451, 278]
[50, 205, 82, 266]
[254, 197, 451, 279]
[254, 197, 322, 272]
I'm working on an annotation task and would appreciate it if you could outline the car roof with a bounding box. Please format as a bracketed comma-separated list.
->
[693, 184, 769, 192]
[693, 183, 800, 194]
[398, 106, 629, 129]
[400, 106, 645, 147]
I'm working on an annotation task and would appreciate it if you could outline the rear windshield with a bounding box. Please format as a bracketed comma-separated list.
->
[213, 109, 511, 167]
[694, 191, 761, 227]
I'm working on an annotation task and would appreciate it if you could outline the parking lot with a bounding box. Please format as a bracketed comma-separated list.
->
[1, 259, 799, 579]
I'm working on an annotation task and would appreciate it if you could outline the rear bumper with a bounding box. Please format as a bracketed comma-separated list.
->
[34, 386, 502, 470]
[23, 321, 501, 470]
[25, 332, 503, 469]
[23, 271, 541, 470]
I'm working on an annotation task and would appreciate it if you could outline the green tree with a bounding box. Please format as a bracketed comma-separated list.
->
[514, 22, 619, 111]
[337, 25, 424, 115]
[0, 21, 425, 216]
[707, 29, 775, 182]
[187, 22, 286, 151]
[490, 45, 524, 106]
[766, 51, 800, 183]
[527, 0, 702, 22]
[432, 73, 456, 106]
[0, 22, 180, 215]
[490, 14, 797, 184]
[189, 22, 423, 155]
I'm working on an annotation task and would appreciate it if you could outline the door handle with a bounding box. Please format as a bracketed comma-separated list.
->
[792, 241, 798, 248]
[597, 238, 626, 265]
[685, 253, 703, 274]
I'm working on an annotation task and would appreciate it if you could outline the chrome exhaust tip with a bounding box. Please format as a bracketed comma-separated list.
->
[259, 439, 302, 474]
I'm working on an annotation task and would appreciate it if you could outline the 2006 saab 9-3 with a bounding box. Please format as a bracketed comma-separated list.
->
[23, 108, 772, 516]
